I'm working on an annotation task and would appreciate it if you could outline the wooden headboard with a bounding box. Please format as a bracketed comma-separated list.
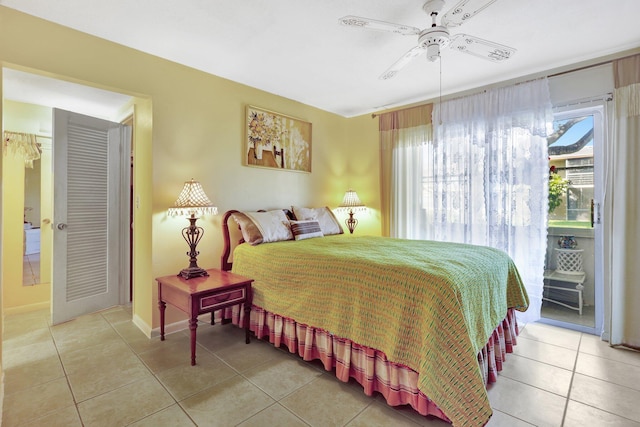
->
[220, 209, 295, 271]
[221, 210, 241, 271]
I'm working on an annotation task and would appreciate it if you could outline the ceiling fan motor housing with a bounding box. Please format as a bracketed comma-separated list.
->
[418, 26, 450, 61]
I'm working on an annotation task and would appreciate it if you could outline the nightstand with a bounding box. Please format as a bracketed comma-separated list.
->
[156, 269, 253, 365]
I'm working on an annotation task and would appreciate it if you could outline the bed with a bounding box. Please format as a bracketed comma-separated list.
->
[220, 207, 529, 427]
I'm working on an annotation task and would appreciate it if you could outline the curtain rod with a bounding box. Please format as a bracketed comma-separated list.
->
[371, 52, 637, 119]
[553, 93, 613, 110]
[4, 130, 52, 139]
[546, 57, 617, 79]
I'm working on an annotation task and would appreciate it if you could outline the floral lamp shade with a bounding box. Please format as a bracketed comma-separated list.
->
[167, 179, 218, 218]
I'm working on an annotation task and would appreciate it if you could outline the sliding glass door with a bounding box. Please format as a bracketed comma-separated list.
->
[541, 104, 605, 334]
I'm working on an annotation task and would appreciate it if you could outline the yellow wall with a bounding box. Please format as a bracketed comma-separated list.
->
[0, 65, 4, 397]
[0, 7, 381, 332]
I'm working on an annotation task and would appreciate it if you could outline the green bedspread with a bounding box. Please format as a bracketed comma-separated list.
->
[232, 235, 528, 426]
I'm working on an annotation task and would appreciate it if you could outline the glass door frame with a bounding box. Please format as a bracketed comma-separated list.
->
[539, 102, 606, 335]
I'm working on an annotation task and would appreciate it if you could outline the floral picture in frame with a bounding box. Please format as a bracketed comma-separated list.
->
[245, 105, 312, 172]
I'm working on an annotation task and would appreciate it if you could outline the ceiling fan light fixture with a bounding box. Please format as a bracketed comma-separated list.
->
[418, 26, 450, 62]
[426, 43, 441, 62]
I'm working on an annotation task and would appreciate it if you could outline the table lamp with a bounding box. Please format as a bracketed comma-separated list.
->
[338, 189, 366, 234]
[167, 179, 217, 279]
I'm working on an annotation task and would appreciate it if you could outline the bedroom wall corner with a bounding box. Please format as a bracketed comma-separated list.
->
[130, 96, 153, 332]
[343, 113, 381, 236]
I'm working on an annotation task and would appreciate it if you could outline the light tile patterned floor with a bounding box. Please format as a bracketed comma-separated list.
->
[541, 301, 596, 328]
[2, 306, 640, 426]
[22, 253, 40, 286]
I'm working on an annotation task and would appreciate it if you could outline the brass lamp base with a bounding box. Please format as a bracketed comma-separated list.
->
[345, 209, 358, 234]
[178, 215, 209, 280]
[178, 266, 209, 280]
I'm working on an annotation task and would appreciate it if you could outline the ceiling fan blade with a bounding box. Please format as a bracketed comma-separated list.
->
[379, 45, 427, 80]
[339, 15, 421, 36]
[449, 34, 515, 62]
[441, 0, 498, 27]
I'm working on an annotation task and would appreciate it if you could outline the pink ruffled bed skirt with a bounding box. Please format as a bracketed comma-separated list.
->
[226, 305, 519, 423]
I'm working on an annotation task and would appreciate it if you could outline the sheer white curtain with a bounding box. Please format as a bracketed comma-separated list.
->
[390, 125, 433, 238]
[607, 55, 640, 348]
[423, 79, 552, 323]
[379, 105, 433, 237]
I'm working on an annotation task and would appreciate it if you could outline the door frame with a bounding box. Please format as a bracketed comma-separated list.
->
[540, 102, 607, 335]
[2, 65, 153, 333]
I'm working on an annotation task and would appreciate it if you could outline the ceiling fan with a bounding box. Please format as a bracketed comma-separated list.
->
[339, 0, 516, 80]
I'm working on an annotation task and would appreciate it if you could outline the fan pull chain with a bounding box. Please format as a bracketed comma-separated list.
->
[438, 52, 443, 125]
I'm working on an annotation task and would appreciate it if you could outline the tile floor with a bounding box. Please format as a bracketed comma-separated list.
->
[21, 253, 41, 286]
[541, 301, 596, 328]
[2, 306, 640, 426]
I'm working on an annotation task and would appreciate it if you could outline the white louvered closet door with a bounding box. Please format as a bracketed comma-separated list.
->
[52, 109, 129, 325]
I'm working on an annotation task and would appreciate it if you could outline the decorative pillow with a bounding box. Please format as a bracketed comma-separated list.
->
[290, 220, 324, 241]
[232, 210, 293, 245]
[292, 206, 344, 235]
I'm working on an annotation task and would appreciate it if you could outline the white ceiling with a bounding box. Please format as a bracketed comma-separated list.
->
[2, 0, 640, 117]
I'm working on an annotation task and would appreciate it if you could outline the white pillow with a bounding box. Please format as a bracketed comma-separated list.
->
[292, 206, 344, 235]
[232, 210, 293, 245]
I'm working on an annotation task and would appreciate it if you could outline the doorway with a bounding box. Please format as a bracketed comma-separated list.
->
[540, 103, 606, 334]
[2, 68, 133, 318]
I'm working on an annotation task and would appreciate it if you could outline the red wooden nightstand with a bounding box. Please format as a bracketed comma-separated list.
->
[156, 269, 253, 365]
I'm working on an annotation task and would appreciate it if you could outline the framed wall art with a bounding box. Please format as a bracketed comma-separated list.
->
[245, 105, 312, 173]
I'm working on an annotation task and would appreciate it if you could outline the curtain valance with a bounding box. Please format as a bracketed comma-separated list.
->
[378, 104, 433, 131]
[613, 54, 640, 88]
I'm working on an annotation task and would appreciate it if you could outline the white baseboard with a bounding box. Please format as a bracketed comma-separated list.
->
[4, 302, 49, 316]
[131, 313, 152, 338]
